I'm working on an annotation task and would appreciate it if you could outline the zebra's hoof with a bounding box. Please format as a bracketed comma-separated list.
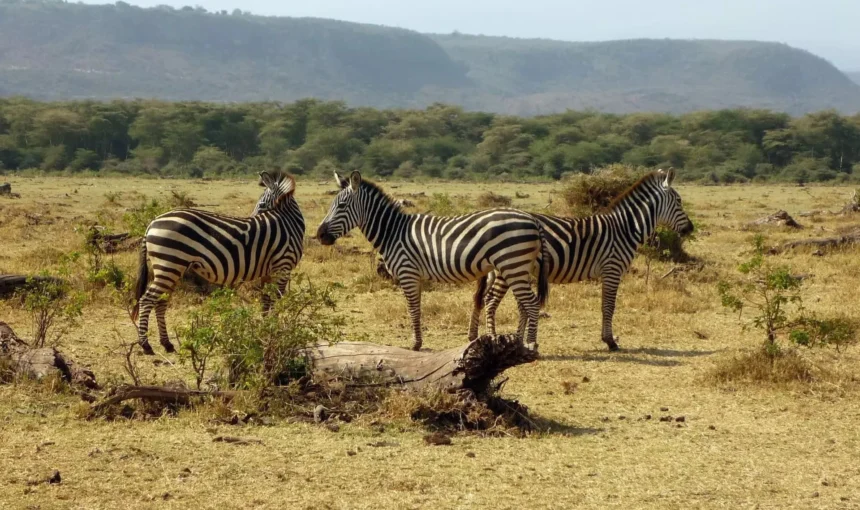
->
[161, 341, 176, 354]
[604, 337, 620, 351]
[140, 343, 156, 356]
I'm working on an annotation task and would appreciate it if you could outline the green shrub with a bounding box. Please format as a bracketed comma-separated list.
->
[123, 197, 169, 237]
[718, 235, 858, 355]
[15, 270, 84, 348]
[176, 275, 347, 391]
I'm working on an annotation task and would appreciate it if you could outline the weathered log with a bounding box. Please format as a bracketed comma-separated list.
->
[769, 230, 860, 254]
[0, 275, 67, 298]
[88, 334, 536, 412]
[745, 210, 802, 229]
[306, 334, 538, 394]
[0, 322, 98, 389]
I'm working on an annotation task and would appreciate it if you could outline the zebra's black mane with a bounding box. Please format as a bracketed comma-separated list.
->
[606, 171, 662, 210]
[358, 179, 403, 210]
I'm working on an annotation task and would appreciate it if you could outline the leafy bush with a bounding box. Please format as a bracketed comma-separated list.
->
[718, 235, 858, 355]
[15, 269, 84, 348]
[123, 197, 169, 237]
[176, 275, 346, 390]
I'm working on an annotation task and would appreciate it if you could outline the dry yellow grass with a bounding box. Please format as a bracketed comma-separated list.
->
[2, 177, 860, 509]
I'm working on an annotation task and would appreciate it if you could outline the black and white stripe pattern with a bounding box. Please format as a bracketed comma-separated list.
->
[316, 171, 548, 350]
[479, 169, 693, 351]
[131, 171, 305, 355]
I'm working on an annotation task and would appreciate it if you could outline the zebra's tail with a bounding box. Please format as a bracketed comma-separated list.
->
[536, 224, 550, 308]
[131, 240, 149, 323]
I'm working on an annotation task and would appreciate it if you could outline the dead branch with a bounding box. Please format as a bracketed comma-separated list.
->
[89, 384, 237, 413]
[745, 210, 802, 230]
[769, 230, 860, 255]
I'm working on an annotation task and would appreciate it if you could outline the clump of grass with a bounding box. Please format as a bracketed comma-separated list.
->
[103, 191, 123, 206]
[168, 190, 197, 208]
[426, 193, 470, 216]
[708, 349, 815, 384]
[476, 191, 512, 208]
[560, 164, 648, 216]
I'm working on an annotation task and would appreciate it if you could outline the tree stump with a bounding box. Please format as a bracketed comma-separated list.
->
[0, 322, 98, 389]
[0, 183, 10, 195]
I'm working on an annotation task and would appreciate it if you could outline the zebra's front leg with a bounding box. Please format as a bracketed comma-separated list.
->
[600, 273, 622, 351]
[155, 300, 176, 353]
[468, 279, 483, 342]
[262, 272, 292, 315]
[484, 277, 510, 336]
[400, 277, 424, 351]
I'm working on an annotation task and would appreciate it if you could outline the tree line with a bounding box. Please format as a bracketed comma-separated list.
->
[2, 98, 860, 183]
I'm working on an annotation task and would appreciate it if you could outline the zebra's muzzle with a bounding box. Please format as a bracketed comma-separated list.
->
[316, 226, 337, 245]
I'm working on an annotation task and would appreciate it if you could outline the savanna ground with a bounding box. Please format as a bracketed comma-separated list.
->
[1, 176, 860, 509]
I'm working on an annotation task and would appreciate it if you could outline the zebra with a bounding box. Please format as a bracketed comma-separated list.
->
[316, 171, 549, 351]
[131, 171, 305, 355]
[476, 168, 693, 351]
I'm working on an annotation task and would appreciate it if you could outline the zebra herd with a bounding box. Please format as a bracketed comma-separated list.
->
[132, 168, 692, 355]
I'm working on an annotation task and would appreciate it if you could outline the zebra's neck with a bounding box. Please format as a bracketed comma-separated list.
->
[604, 183, 661, 246]
[357, 187, 409, 256]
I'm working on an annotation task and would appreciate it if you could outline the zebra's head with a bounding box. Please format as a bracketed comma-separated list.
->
[655, 168, 694, 236]
[316, 171, 363, 246]
[252, 171, 296, 215]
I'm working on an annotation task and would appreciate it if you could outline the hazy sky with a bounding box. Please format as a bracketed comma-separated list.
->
[83, 0, 860, 69]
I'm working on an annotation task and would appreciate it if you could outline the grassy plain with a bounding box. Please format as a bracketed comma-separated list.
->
[1, 176, 860, 509]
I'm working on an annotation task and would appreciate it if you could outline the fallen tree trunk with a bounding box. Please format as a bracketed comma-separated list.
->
[88, 334, 537, 412]
[0, 275, 67, 298]
[769, 230, 860, 254]
[0, 322, 98, 389]
[307, 334, 537, 394]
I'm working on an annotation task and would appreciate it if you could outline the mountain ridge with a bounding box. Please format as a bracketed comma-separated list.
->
[1, 1, 859, 115]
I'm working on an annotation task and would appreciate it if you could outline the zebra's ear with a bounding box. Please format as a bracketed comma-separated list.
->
[661, 168, 676, 188]
[259, 171, 276, 189]
[334, 171, 349, 189]
[274, 175, 296, 206]
[348, 171, 362, 191]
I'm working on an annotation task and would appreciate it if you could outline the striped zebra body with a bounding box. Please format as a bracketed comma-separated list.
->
[480, 169, 693, 351]
[132, 172, 304, 355]
[316, 171, 548, 351]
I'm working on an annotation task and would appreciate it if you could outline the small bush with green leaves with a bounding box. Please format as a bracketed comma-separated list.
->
[176, 275, 347, 391]
[718, 234, 858, 355]
[16, 269, 85, 348]
[123, 197, 169, 237]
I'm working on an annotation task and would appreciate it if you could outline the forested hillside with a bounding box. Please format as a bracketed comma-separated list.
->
[2, 98, 860, 183]
[1, 1, 859, 115]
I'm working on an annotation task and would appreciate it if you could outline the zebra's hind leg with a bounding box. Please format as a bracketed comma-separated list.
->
[508, 280, 540, 349]
[484, 276, 510, 336]
[262, 272, 292, 315]
[154, 300, 176, 353]
[136, 287, 162, 355]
